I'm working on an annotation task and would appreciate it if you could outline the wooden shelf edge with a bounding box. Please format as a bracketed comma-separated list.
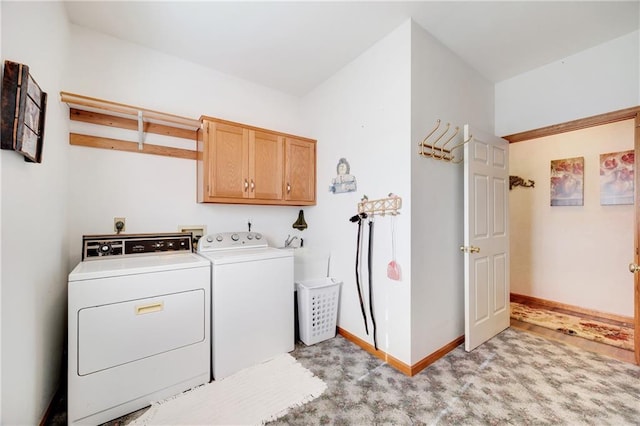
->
[70, 109, 197, 141]
[70, 133, 196, 160]
[61, 91, 201, 131]
[503, 106, 640, 143]
[198, 197, 316, 206]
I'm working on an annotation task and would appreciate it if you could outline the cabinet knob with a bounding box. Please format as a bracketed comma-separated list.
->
[244, 179, 249, 192]
[250, 179, 255, 192]
[286, 182, 291, 194]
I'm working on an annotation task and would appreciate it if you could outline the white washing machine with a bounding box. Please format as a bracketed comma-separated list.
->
[198, 231, 294, 380]
[68, 233, 211, 425]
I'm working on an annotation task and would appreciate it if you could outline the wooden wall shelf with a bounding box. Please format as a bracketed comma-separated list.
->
[69, 133, 197, 160]
[60, 91, 200, 159]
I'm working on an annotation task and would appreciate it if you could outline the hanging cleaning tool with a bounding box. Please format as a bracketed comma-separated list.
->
[351, 194, 402, 350]
[350, 213, 369, 335]
[387, 211, 401, 281]
[367, 216, 378, 350]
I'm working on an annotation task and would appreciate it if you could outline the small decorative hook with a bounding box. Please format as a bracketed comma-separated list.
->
[509, 176, 535, 190]
[449, 134, 473, 164]
[418, 119, 441, 156]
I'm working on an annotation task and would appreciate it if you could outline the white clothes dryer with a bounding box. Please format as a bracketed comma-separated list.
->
[68, 233, 210, 425]
[198, 231, 294, 380]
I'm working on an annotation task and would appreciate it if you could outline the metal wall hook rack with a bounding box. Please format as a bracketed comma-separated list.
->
[357, 194, 402, 217]
[509, 175, 535, 190]
[418, 119, 472, 163]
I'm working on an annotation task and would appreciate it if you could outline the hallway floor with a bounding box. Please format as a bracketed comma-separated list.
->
[510, 318, 635, 364]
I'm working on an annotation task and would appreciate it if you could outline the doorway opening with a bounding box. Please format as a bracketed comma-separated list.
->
[503, 106, 640, 365]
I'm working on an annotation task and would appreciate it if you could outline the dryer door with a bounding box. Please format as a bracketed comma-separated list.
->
[77, 289, 205, 375]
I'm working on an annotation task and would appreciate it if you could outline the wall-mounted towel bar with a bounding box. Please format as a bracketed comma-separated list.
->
[418, 119, 472, 163]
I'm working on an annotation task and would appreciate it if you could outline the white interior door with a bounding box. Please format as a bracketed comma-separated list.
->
[463, 125, 510, 352]
[633, 112, 639, 365]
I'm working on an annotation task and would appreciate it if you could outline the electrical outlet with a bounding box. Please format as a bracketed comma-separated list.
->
[178, 225, 206, 248]
[114, 217, 126, 233]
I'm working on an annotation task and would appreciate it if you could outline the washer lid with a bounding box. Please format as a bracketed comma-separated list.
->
[69, 252, 210, 281]
[199, 247, 293, 265]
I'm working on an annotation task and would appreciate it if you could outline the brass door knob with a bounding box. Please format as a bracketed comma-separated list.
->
[460, 245, 480, 254]
[629, 263, 640, 273]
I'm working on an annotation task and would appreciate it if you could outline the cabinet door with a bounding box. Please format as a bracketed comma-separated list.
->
[249, 130, 283, 200]
[208, 121, 249, 199]
[284, 137, 316, 204]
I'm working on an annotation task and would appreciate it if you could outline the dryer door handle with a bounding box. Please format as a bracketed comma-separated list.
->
[136, 302, 164, 315]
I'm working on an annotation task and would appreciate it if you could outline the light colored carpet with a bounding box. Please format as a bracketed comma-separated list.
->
[130, 353, 326, 425]
[510, 302, 634, 351]
[269, 328, 640, 425]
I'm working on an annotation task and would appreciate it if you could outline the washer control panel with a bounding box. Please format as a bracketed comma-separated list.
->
[82, 233, 193, 260]
[198, 232, 267, 252]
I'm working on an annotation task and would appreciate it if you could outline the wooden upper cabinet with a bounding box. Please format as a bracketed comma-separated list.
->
[198, 116, 315, 205]
[284, 137, 316, 203]
[250, 130, 283, 200]
[206, 121, 249, 199]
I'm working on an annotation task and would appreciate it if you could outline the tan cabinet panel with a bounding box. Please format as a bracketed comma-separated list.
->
[284, 137, 316, 203]
[250, 131, 283, 200]
[209, 122, 249, 199]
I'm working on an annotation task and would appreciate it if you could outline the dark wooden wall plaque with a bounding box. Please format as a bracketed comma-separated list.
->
[1, 60, 47, 163]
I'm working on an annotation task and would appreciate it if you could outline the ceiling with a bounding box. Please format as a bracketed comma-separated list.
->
[64, 1, 640, 97]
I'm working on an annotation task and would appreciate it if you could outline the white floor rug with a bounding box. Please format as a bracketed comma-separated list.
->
[130, 353, 327, 425]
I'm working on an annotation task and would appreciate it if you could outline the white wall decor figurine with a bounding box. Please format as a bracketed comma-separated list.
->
[329, 158, 357, 194]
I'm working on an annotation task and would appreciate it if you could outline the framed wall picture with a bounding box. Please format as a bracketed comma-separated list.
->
[600, 150, 634, 205]
[329, 157, 357, 194]
[550, 157, 584, 206]
[1, 60, 47, 163]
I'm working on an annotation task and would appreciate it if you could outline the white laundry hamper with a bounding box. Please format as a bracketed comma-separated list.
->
[296, 277, 341, 345]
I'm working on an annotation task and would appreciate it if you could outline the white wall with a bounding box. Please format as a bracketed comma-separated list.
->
[1, 2, 70, 424]
[510, 120, 634, 317]
[410, 22, 494, 363]
[300, 21, 413, 363]
[299, 19, 495, 366]
[496, 30, 640, 136]
[66, 25, 311, 269]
